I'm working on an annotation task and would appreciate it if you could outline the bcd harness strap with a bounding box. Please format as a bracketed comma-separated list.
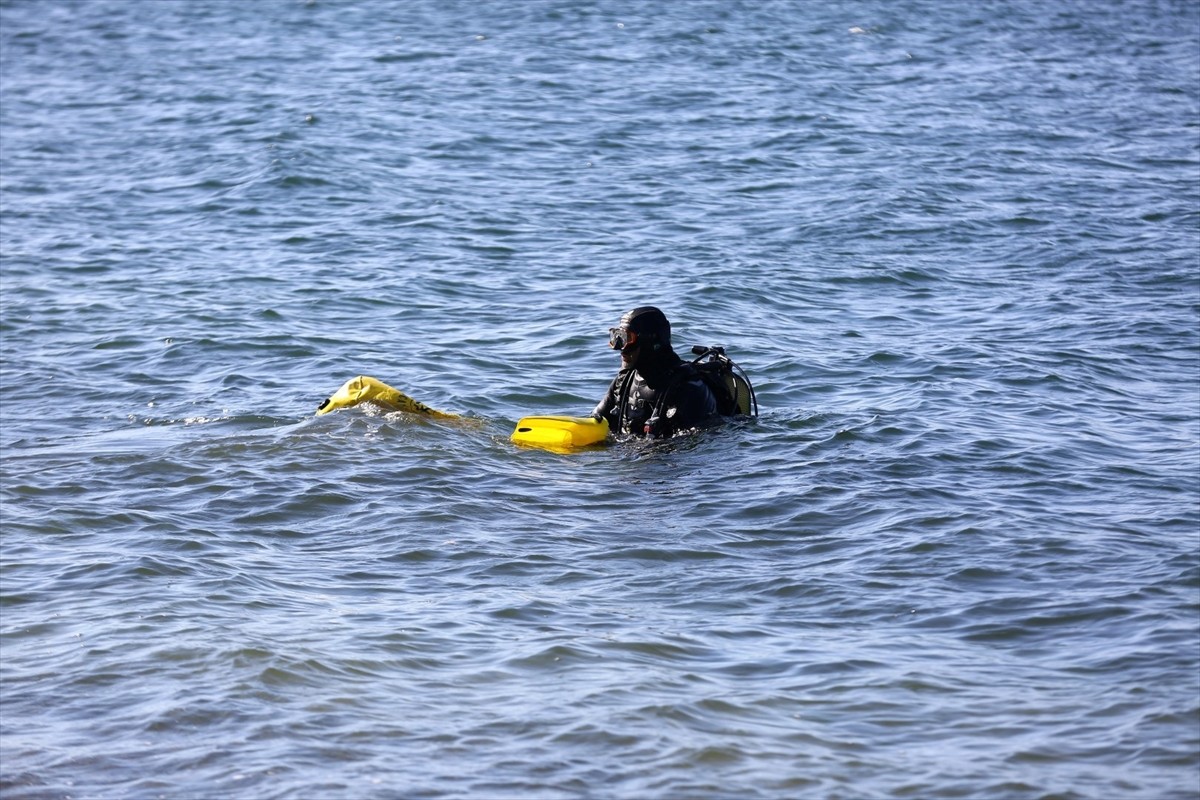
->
[630, 363, 708, 437]
[612, 367, 677, 436]
[615, 348, 757, 436]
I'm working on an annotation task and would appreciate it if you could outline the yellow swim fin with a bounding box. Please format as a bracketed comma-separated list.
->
[316, 375, 458, 419]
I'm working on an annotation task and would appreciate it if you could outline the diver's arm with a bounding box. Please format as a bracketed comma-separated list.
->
[592, 371, 623, 423]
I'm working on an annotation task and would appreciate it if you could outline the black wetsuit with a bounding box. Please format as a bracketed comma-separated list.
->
[593, 356, 718, 438]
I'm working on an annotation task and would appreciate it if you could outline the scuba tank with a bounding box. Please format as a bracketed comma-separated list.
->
[642, 345, 758, 435]
[688, 345, 758, 417]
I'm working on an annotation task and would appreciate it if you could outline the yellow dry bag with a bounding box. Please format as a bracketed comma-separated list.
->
[316, 375, 458, 419]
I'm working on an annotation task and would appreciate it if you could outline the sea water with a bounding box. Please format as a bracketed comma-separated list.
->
[1, 1, 1198, 798]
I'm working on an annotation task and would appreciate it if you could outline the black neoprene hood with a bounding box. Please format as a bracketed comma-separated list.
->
[620, 306, 672, 347]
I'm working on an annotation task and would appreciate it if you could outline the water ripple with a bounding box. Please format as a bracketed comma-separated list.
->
[2, 1, 1197, 798]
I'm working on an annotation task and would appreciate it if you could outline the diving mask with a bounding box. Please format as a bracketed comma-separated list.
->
[608, 327, 638, 351]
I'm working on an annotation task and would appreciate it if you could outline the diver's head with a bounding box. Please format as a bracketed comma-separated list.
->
[609, 306, 672, 368]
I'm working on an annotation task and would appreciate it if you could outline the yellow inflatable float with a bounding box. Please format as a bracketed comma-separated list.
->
[316, 375, 459, 418]
[316, 375, 607, 452]
[509, 415, 609, 452]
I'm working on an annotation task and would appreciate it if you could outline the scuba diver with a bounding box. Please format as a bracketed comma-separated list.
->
[316, 305, 755, 449]
[593, 306, 756, 438]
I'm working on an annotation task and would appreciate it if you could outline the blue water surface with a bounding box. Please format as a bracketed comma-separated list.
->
[1, 1, 1198, 798]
